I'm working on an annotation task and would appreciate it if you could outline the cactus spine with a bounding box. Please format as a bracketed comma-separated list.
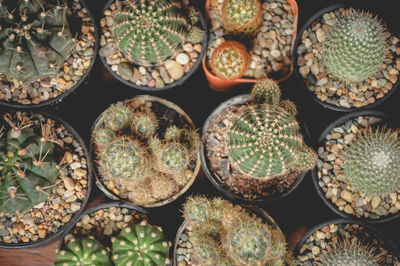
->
[186, 26, 205, 44]
[222, 0, 262, 35]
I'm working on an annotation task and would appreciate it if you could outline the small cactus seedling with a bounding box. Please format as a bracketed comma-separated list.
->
[111, 220, 170, 266]
[188, 6, 200, 24]
[186, 26, 205, 44]
[91, 127, 115, 152]
[0, 0, 75, 85]
[344, 127, 400, 197]
[323, 9, 389, 83]
[130, 111, 158, 138]
[103, 102, 133, 131]
[210, 41, 250, 80]
[222, 0, 262, 35]
[251, 79, 281, 105]
[55, 237, 112, 266]
[183, 195, 212, 226]
[113, 0, 188, 66]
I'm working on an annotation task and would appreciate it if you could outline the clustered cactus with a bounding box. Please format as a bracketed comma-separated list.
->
[0, 0, 75, 85]
[344, 127, 400, 197]
[322, 9, 389, 83]
[183, 196, 294, 265]
[92, 101, 200, 206]
[221, 0, 262, 35]
[186, 26, 205, 44]
[227, 79, 317, 180]
[0, 115, 59, 215]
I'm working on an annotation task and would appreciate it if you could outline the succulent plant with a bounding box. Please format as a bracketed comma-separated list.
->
[103, 102, 132, 132]
[0, 0, 75, 85]
[188, 6, 200, 24]
[113, 0, 188, 67]
[222, 0, 262, 35]
[55, 237, 112, 266]
[186, 26, 205, 44]
[91, 127, 115, 152]
[322, 9, 389, 83]
[344, 127, 400, 197]
[111, 220, 170, 266]
[210, 40, 249, 80]
[251, 79, 281, 104]
[131, 111, 158, 138]
[0, 122, 59, 215]
[183, 195, 212, 226]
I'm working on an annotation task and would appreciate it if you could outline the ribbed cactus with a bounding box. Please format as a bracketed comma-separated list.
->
[251, 79, 281, 104]
[113, 0, 188, 66]
[0, 0, 74, 84]
[186, 26, 205, 44]
[323, 10, 389, 83]
[0, 123, 58, 215]
[222, 0, 262, 35]
[55, 237, 112, 266]
[210, 41, 249, 80]
[111, 220, 170, 266]
[344, 128, 400, 197]
[103, 102, 132, 131]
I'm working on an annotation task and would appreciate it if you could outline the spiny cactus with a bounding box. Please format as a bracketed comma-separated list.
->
[131, 111, 158, 138]
[188, 6, 200, 24]
[344, 127, 400, 197]
[0, 0, 75, 85]
[186, 26, 205, 44]
[103, 102, 132, 131]
[323, 9, 389, 83]
[279, 100, 298, 117]
[0, 120, 59, 215]
[183, 195, 212, 226]
[113, 0, 188, 67]
[210, 40, 249, 80]
[251, 79, 281, 104]
[55, 237, 112, 266]
[111, 220, 170, 266]
[222, 0, 262, 35]
[91, 127, 115, 152]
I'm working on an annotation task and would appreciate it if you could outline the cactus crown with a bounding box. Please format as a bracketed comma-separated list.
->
[186, 26, 205, 44]
[0, 0, 75, 84]
[344, 127, 400, 197]
[251, 78, 281, 104]
[113, 0, 188, 66]
[323, 9, 389, 83]
[222, 0, 262, 35]
[0, 116, 59, 215]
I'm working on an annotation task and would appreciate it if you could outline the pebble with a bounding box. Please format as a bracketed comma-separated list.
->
[176, 53, 190, 65]
[118, 63, 133, 80]
[165, 60, 184, 80]
[99, 42, 116, 57]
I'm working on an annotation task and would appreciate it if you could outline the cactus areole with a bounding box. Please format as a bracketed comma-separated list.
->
[0, 0, 75, 85]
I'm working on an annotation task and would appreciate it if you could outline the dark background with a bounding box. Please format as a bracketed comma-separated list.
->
[0, 0, 399, 264]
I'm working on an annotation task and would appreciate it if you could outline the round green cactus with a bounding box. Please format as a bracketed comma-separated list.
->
[182, 195, 212, 226]
[103, 102, 132, 132]
[131, 111, 158, 138]
[155, 142, 189, 175]
[251, 79, 281, 105]
[344, 128, 400, 197]
[92, 127, 115, 151]
[0, 126, 58, 215]
[222, 0, 262, 35]
[323, 10, 389, 83]
[186, 26, 205, 44]
[111, 220, 170, 266]
[191, 233, 222, 265]
[55, 237, 112, 266]
[0, 0, 75, 85]
[113, 0, 188, 66]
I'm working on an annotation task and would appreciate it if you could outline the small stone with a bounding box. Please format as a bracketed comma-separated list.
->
[139, 66, 147, 75]
[341, 190, 353, 203]
[176, 53, 190, 65]
[344, 204, 354, 214]
[71, 203, 80, 212]
[74, 168, 87, 177]
[155, 77, 164, 88]
[165, 60, 184, 80]
[118, 63, 133, 80]
[312, 246, 320, 255]
[62, 177, 75, 191]
[371, 197, 381, 209]
[159, 67, 172, 83]
[300, 66, 310, 76]
[311, 63, 319, 75]
[375, 206, 388, 216]
[316, 28, 326, 42]
[105, 16, 114, 27]
[131, 68, 142, 83]
[271, 49, 281, 58]
[316, 231, 325, 240]
[183, 43, 193, 52]
[38, 228, 46, 239]
[271, 15, 281, 23]
[99, 42, 116, 57]
[82, 215, 90, 225]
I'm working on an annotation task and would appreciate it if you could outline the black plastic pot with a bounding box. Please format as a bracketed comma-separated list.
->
[200, 94, 313, 204]
[0, 0, 99, 110]
[312, 110, 400, 223]
[294, 218, 400, 263]
[292, 3, 400, 112]
[99, 0, 208, 92]
[0, 111, 93, 249]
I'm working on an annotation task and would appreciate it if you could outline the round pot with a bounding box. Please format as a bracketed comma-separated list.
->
[99, 0, 208, 92]
[292, 4, 400, 112]
[173, 204, 284, 266]
[294, 218, 400, 264]
[0, 0, 99, 109]
[0, 111, 93, 249]
[203, 0, 299, 92]
[90, 95, 201, 208]
[200, 94, 312, 204]
[312, 110, 400, 223]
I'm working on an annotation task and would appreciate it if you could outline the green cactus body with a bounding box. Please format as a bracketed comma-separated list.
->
[186, 26, 205, 44]
[103, 102, 132, 131]
[323, 10, 389, 83]
[183, 195, 211, 226]
[344, 128, 400, 197]
[113, 0, 187, 67]
[111, 220, 170, 266]
[188, 6, 200, 24]
[191, 234, 222, 265]
[251, 79, 281, 105]
[0, 127, 58, 215]
[92, 127, 115, 151]
[0, 0, 74, 84]
[155, 142, 189, 175]
[55, 237, 112, 266]
[164, 125, 182, 141]
[222, 0, 262, 35]
[131, 112, 158, 138]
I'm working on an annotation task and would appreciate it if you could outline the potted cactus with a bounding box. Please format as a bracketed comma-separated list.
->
[91, 95, 201, 207]
[201, 78, 317, 202]
[294, 4, 400, 111]
[98, 0, 207, 91]
[174, 195, 295, 265]
[313, 111, 400, 222]
[55, 202, 171, 265]
[294, 219, 400, 265]
[203, 0, 299, 91]
[0, 111, 92, 248]
[0, 0, 98, 108]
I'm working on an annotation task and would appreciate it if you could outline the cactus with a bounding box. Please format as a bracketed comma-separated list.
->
[0, 122, 59, 215]
[0, 0, 75, 85]
[149, 173, 179, 201]
[251, 79, 281, 105]
[92, 127, 115, 152]
[55, 237, 112, 266]
[222, 0, 262, 35]
[322, 9, 389, 83]
[111, 220, 170, 266]
[188, 6, 200, 24]
[103, 102, 132, 132]
[186, 26, 205, 44]
[344, 127, 400, 197]
[131, 111, 158, 138]
[183, 195, 212, 226]
[210, 41, 249, 80]
[113, 0, 188, 67]
[279, 100, 298, 117]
